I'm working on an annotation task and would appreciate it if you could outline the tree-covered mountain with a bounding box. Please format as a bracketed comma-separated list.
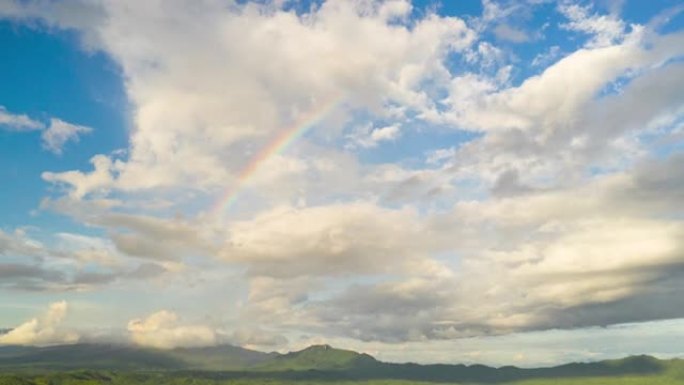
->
[0, 343, 682, 384]
[255, 344, 377, 371]
[0, 343, 272, 371]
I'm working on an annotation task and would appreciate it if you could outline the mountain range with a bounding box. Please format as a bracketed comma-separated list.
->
[0, 343, 682, 383]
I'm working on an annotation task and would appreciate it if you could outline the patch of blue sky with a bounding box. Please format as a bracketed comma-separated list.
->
[351, 123, 479, 169]
[641, 115, 684, 158]
[415, 0, 483, 19]
[622, 0, 684, 31]
[0, 21, 127, 231]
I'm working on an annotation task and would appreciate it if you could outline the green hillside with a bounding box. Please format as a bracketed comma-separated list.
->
[168, 345, 276, 370]
[0, 343, 272, 371]
[256, 344, 378, 371]
[0, 343, 682, 385]
[1, 361, 684, 385]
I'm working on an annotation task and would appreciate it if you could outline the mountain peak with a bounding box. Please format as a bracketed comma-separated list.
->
[258, 344, 377, 371]
[302, 344, 333, 351]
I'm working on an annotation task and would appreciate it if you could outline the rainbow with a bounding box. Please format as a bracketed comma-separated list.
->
[212, 95, 344, 215]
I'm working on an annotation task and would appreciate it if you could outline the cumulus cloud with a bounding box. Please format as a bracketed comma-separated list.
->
[0, 301, 79, 346]
[127, 310, 218, 349]
[222, 202, 452, 278]
[42, 155, 116, 199]
[308, 153, 684, 342]
[438, 27, 684, 190]
[215, 151, 684, 344]
[3, 0, 474, 195]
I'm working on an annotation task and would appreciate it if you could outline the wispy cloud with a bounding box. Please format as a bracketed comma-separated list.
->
[0, 106, 92, 154]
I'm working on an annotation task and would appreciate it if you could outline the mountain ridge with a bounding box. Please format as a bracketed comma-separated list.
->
[0, 342, 682, 383]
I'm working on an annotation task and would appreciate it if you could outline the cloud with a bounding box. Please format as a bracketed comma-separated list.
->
[127, 310, 218, 349]
[222, 202, 451, 278]
[493, 24, 529, 43]
[0, 107, 92, 154]
[4, 0, 474, 195]
[42, 155, 116, 199]
[0, 227, 171, 291]
[559, 2, 627, 47]
[0, 301, 79, 346]
[241, 153, 684, 343]
[0, 263, 66, 291]
[346, 123, 401, 149]
[438, 27, 684, 189]
[231, 328, 288, 348]
[0, 105, 42, 131]
[40, 118, 92, 155]
[0, 106, 93, 155]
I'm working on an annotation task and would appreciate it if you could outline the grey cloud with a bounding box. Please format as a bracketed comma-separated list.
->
[71, 271, 117, 286]
[307, 258, 684, 342]
[0, 230, 45, 258]
[275, 152, 684, 343]
[0, 261, 168, 292]
[0, 263, 65, 283]
[491, 168, 535, 197]
[546, 266, 684, 330]
[493, 24, 530, 43]
[126, 263, 167, 279]
[311, 279, 456, 342]
[381, 173, 451, 204]
[110, 233, 177, 261]
[42, 199, 210, 262]
[626, 153, 684, 205]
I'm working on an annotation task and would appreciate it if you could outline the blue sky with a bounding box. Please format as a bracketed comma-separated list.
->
[1, 0, 684, 366]
[0, 21, 127, 229]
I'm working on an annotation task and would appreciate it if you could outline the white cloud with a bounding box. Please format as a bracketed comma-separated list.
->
[438, 28, 684, 189]
[0, 105, 43, 131]
[559, 2, 627, 48]
[42, 155, 116, 199]
[3, 0, 474, 195]
[0, 106, 92, 154]
[222, 202, 451, 278]
[0, 301, 79, 346]
[41, 118, 93, 155]
[127, 310, 218, 349]
[531, 45, 561, 67]
[347, 124, 401, 149]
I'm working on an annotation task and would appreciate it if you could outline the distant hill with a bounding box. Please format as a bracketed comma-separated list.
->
[0, 343, 272, 371]
[255, 344, 377, 371]
[0, 342, 682, 384]
[169, 344, 276, 370]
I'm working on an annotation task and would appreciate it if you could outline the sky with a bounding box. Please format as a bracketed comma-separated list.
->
[0, 0, 684, 367]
